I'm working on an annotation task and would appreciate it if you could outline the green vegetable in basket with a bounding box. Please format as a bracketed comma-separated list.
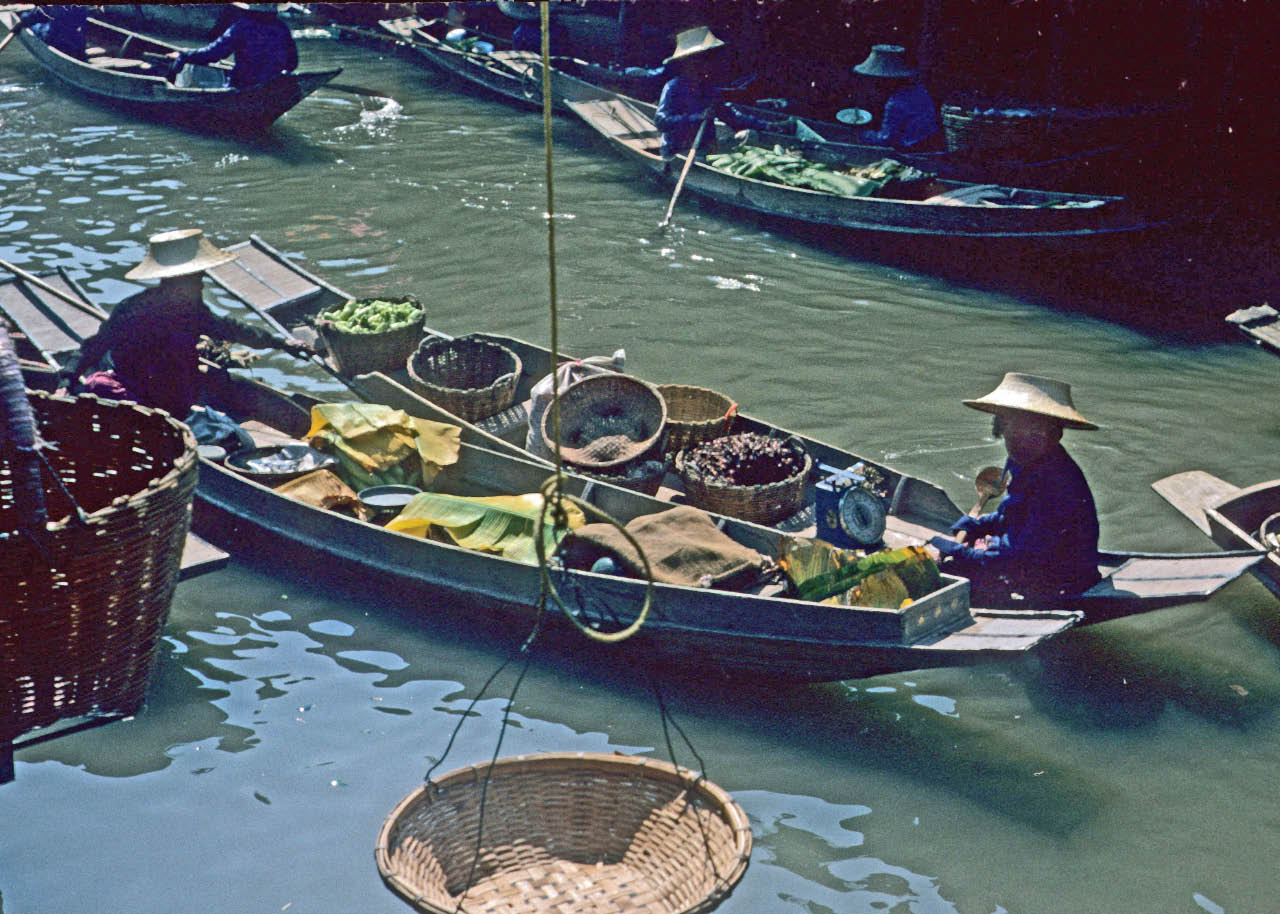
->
[321, 298, 423, 335]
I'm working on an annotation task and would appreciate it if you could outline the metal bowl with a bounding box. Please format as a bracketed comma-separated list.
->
[224, 444, 337, 484]
[358, 484, 422, 522]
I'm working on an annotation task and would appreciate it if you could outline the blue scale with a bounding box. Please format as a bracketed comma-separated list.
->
[814, 463, 888, 549]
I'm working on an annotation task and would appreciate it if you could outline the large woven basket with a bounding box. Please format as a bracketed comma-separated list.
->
[676, 435, 811, 526]
[376, 752, 752, 914]
[315, 298, 426, 376]
[543, 374, 667, 472]
[1, 391, 198, 742]
[406, 336, 522, 423]
[657, 384, 738, 457]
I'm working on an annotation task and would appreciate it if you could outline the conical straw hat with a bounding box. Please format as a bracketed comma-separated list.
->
[963, 372, 1097, 430]
[663, 26, 726, 66]
[125, 229, 237, 280]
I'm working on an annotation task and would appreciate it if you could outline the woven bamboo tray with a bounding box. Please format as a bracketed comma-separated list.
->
[406, 336, 522, 423]
[676, 436, 811, 526]
[315, 299, 426, 376]
[376, 752, 752, 914]
[542, 373, 667, 471]
[657, 384, 737, 458]
[1, 392, 197, 742]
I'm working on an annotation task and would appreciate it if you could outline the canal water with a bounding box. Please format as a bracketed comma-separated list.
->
[3, 32, 1278, 914]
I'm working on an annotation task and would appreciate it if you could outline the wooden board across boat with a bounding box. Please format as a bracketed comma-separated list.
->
[1225, 304, 1280, 359]
[0, 12, 341, 135]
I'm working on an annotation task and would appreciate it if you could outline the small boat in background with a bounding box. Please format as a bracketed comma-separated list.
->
[1225, 304, 1280, 358]
[0, 12, 341, 135]
[91, 4, 233, 40]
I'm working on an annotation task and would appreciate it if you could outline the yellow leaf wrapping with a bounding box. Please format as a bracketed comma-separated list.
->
[385, 492, 585, 565]
[305, 403, 460, 489]
[847, 569, 910, 609]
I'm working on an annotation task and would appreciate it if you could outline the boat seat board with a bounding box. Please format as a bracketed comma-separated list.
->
[0, 274, 102, 360]
[207, 241, 326, 314]
[1226, 303, 1280, 355]
[1151, 470, 1241, 536]
[1081, 551, 1260, 599]
[569, 99, 662, 146]
[179, 533, 229, 581]
[917, 610, 1077, 651]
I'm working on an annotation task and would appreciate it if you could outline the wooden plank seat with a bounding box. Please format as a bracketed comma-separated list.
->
[207, 241, 326, 313]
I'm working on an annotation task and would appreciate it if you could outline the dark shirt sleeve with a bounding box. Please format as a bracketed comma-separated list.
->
[179, 24, 239, 66]
[64, 297, 142, 377]
[655, 78, 706, 133]
[199, 306, 284, 351]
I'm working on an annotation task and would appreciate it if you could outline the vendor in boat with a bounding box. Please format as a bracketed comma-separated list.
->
[924, 373, 1101, 604]
[168, 3, 297, 89]
[850, 44, 940, 150]
[16, 5, 88, 59]
[654, 26, 779, 160]
[59, 229, 315, 419]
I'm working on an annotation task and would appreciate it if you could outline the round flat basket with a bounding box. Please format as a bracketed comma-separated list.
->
[676, 434, 811, 526]
[657, 384, 737, 458]
[314, 298, 426, 376]
[543, 374, 667, 471]
[376, 752, 752, 914]
[406, 336, 522, 423]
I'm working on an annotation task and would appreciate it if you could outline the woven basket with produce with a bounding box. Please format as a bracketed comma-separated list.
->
[314, 297, 425, 376]
[675, 431, 811, 525]
[657, 384, 737, 457]
[542, 374, 667, 472]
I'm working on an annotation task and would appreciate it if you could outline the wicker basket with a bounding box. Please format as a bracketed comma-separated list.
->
[543, 374, 667, 472]
[315, 298, 426, 376]
[575, 458, 668, 497]
[940, 105, 1058, 154]
[657, 384, 738, 458]
[676, 435, 811, 526]
[406, 336, 522, 423]
[1, 392, 198, 742]
[376, 752, 752, 914]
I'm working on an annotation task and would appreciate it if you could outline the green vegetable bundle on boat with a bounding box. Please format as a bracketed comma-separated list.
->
[314, 296, 426, 375]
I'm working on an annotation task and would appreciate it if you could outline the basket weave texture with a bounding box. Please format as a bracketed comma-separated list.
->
[1, 392, 197, 741]
[315, 299, 426, 376]
[543, 374, 667, 471]
[657, 384, 737, 457]
[676, 435, 811, 526]
[940, 103, 1171, 156]
[406, 336, 522, 423]
[376, 752, 752, 914]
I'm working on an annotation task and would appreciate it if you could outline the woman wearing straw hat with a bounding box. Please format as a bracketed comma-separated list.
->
[925, 372, 1102, 604]
[61, 229, 313, 419]
[654, 26, 777, 160]
[169, 3, 297, 90]
[850, 44, 940, 150]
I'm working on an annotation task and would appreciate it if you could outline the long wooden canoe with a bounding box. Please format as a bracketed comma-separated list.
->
[564, 95, 1167, 238]
[192, 363, 1083, 682]
[1225, 304, 1280, 359]
[1152, 471, 1280, 599]
[1, 13, 341, 135]
[201, 236, 1262, 624]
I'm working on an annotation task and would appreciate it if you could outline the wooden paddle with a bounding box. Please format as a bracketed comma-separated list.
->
[0, 18, 23, 54]
[0, 260, 109, 320]
[658, 109, 710, 229]
[954, 465, 1006, 544]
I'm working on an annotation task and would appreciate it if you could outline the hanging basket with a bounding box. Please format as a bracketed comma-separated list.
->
[543, 373, 667, 472]
[376, 752, 752, 914]
[406, 336, 522, 423]
[2, 391, 198, 742]
[676, 433, 811, 526]
[657, 384, 738, 458]
[314, 298, 426, 376]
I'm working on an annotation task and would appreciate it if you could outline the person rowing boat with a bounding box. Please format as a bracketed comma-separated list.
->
[58, 229, 314, 420]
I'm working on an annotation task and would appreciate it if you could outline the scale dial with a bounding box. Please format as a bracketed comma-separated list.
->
[838, 487, 887, 546]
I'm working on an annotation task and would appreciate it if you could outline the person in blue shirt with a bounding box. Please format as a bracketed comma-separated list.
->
[851, 44, 940, 150]
[171, 3, 297, 90]
[17, 5, 88, 59]
[653, 26, 777, 160]
[926, 373, 1101, 605]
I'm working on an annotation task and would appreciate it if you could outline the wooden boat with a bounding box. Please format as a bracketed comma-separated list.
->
[92, 4, 233, 40]
[564, 95, 1167, 239]
[1, 13, 342, 135]
[1153, 471, 1280, 599]
[193, 235, 1262, 624]
[190, 364, 1086, 682]
[1225, 304, 1280, 359]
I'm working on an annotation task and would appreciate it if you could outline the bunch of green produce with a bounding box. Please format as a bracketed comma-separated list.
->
[705, 146, 932, 198]
[320, 298, 423, 335]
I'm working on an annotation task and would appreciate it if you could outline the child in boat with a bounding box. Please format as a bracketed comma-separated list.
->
[60, 229, 314, 420]
[850, 44, 941, 150]
[925, 373, 1102, 604]
[654, 26, 779, 160]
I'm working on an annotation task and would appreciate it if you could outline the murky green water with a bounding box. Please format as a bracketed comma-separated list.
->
[3, 31, 1278, 914]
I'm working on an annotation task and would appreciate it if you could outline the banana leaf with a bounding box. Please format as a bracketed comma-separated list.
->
[385, 492, 586, 565]
[780, 538, 940, 604]
[306, 403, 460, 490]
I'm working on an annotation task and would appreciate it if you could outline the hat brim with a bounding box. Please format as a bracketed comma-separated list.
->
[663, 43, 726, 66]
[853, 63, 917, 78]
[962, 398, 1098, 431]
[125, 247, 236, 281]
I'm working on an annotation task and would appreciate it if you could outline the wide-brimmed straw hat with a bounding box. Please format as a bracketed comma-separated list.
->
[963, 372, 1098, 430]
[125, 229, 237, 280]
[663, 26, 726, 66]
[233, 3, 279, 13]
[853, 44, 918, 79]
